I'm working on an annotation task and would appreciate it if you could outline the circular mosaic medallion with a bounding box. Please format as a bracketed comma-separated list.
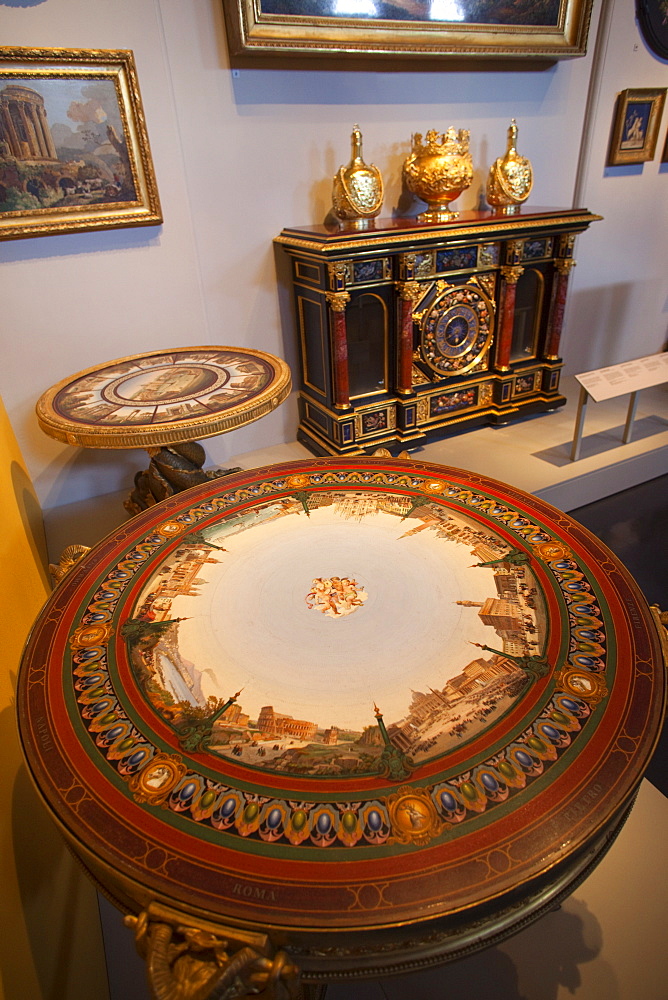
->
[17, 458, 665, 977]
[421, 285, 493, 375]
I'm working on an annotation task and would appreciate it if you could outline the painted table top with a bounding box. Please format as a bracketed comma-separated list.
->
[17, 458, 665, 974]
[35, 346, 292, 449]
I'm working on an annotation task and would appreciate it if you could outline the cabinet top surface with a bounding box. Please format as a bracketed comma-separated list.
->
[276, 207, 601, 252]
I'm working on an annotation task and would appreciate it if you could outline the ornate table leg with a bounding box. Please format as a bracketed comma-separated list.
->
[125, 902, 300, 1000]
[125, 441, 241, 516]
[49, 544, 91, 584]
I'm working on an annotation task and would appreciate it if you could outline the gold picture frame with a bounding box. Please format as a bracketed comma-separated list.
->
[222, 0, 594, 60]
[607, 87, 667, 166]
[0, 47, 162, 240]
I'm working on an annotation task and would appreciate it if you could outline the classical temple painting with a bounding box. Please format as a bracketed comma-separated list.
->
[124, 490, 547, 778]
[0, 75, 136, 209]
[0, 48, 161, 238]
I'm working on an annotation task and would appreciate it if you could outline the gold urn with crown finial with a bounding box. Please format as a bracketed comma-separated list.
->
[486, 119, 533, 214]
[332, 124, 384, 229]
[403, 127, 474, 223]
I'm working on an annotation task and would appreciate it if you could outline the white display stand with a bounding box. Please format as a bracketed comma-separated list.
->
[571, 353, 668, 461]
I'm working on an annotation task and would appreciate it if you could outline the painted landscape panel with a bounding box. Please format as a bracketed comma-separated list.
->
[124, 489, 546, 777]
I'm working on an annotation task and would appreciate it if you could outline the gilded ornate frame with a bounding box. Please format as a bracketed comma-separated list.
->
[607, 87, 667, 166]
[222, 0, 594, 60]
[0, 47, 162, 240]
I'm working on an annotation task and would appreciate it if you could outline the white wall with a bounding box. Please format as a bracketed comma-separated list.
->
[1, 0, 666, 511]
[563, 0, 668, 374]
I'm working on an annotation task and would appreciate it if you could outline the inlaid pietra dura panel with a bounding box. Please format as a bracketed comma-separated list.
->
[276, 208, 601, 457]
[17, 458, 664, 979]
[36, 347, 292, 449]
[417, 281, 494, 377]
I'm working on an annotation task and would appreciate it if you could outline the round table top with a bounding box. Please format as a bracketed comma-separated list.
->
[35, 346, 292, 449]
[17, 457, 665, 974]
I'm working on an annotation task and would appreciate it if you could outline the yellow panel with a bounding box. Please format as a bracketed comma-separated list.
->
[0, 398, 109, 1000]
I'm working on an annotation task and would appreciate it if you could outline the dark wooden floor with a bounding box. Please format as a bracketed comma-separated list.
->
[569, 473, 668, 798]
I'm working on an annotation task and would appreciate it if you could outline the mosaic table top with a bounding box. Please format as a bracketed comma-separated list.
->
[35, 346, 291, 449]
[17, 458, 665, 975]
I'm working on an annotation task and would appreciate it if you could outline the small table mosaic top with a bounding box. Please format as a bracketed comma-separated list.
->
[17, 457, 665, 984]
[35, 346, 292, 450]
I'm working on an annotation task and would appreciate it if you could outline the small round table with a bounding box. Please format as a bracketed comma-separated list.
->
[35, 346, 292, 513]
[17, 457, 666, 999]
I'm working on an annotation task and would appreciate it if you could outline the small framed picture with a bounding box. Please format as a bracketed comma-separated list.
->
[607, 87, 666, 165]
[0, 46, 162, 240]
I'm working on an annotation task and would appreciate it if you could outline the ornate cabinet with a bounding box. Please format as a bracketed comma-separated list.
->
[276, 207, 600, 456]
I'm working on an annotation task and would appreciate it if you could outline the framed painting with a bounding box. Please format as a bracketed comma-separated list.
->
[636, 0, 668, 59]
[0, 47, 162, 240]
[607, 87, 667, 166]
[222, 0, 595, 60]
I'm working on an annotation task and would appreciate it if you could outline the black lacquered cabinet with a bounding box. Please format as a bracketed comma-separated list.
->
[276, 207, 600, 456]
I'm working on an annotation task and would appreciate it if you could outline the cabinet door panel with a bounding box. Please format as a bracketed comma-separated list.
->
[346, 290, 389, 398]
[510, 268, 544, 363]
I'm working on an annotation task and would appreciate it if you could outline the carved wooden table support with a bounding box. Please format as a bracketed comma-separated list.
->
[125, 441, 241, 516]
[49, 544, 91, 585]
[125, 902, 300, 1000]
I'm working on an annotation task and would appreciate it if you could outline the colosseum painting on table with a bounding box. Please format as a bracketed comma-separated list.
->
[124, 479, 548, 779]
[0, 47, 161, 240]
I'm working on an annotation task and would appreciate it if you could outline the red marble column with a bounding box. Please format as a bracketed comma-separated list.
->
[396, 280, 421, 395]
[326, 290, 351, 409]
[545, 260, 576, 360]
[495, 266, 523, 372]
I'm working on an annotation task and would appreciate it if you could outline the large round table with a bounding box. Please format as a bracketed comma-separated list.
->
[17, 457, 665, 999]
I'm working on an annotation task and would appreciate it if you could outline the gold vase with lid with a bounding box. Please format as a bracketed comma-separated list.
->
[486, 119, 533, 214]
[403, 127, 473, 223]
[332, 124, 384, 229]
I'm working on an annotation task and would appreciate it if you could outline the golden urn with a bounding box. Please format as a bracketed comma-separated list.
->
[403, 127, 474, 223]
[332, 124, 384, 228]
[486, 119, 533, 214]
